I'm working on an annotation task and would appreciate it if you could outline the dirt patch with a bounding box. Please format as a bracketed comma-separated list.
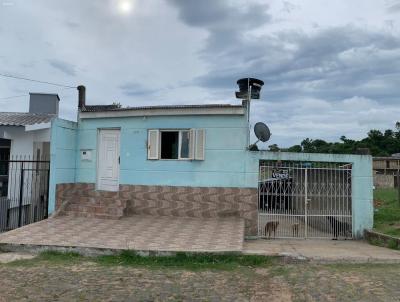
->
[259, 278, 292, 302]
[0, 261, 400, 301]
[374, 199, 383, 208]
[0, 252, 35, 263]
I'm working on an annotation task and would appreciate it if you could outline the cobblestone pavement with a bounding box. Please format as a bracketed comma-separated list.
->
[0, 260, 400, 301]
[0, 215, 244, 252]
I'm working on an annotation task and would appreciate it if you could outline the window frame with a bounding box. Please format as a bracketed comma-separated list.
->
[159, 129, 192, 161]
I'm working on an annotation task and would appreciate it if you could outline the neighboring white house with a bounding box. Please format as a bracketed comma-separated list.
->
[0, 93, 59, 230]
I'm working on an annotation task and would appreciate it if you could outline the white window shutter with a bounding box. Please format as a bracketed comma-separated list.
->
[188, 129, 195, 159]
[147, 129, 159, 159]
[194, 129, 205, 160]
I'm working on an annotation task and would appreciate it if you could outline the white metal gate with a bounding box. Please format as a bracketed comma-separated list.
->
[258, 161, 352, 239]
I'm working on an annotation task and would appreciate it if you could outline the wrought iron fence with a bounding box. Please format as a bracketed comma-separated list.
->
[258, 160, 352, 239]
[0, 155, 50, 232]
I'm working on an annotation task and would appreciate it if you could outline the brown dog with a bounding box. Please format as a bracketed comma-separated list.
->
[264, 221, 279, 239]
[292, 223, 300, 237]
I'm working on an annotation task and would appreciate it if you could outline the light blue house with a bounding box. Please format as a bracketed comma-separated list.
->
[49, 86, 373, 239]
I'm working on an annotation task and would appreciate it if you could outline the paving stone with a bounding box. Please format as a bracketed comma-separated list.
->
[0, 215, 244, 253]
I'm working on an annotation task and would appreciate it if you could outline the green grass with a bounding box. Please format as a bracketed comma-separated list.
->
[5, 250, 275, 270]
[373, 188, 400, 237]
[97, 251, 274, 270]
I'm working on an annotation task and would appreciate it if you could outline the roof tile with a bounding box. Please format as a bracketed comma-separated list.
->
[0, 112, 55, 126]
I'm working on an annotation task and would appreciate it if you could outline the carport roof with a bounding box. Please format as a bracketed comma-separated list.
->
[0, 112, 56, 126]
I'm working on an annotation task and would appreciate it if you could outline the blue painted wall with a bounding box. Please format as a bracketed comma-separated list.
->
[48, 118, 77, 213]
[76, 115, 249, 187]
[50, 113, 373, 238]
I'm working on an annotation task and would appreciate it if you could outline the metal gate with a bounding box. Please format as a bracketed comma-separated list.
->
[258, 161, 352, 239]
[0, 156, 50, 233]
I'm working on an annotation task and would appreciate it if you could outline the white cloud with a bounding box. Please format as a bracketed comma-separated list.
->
[251, 96, 400, 148]
[0, 0, 399, 147]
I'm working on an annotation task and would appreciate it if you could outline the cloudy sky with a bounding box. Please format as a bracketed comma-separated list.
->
[0, 0, 399, 147]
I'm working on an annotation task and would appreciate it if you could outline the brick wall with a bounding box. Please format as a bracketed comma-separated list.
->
[56, 183, 258, 236]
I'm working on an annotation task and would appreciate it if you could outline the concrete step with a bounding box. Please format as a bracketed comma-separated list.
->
[67, 197, 127, 208]
[61, 211, 121, 220]
[61, 197, 126, 219]
[65, 204, 124, 216]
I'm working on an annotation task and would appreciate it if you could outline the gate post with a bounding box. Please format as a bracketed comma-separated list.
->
[45, 167, 50, 219]
[18, 161, 24, 227]
[304, 167, 308, 239]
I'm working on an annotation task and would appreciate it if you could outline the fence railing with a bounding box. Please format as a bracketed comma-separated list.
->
[0, 155, 50, 232]
[258, 160, 353, 239]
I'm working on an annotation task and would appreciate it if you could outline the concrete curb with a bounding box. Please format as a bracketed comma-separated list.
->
[3, 242, 400, 264]
[364, 229, 400, 249]
[0, 243, 243, 257]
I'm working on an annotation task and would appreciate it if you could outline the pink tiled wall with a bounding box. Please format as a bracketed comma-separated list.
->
[56, 183, 258, 236]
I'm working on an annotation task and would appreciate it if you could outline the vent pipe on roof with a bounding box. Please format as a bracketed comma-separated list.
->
[77, 85, 86, 109]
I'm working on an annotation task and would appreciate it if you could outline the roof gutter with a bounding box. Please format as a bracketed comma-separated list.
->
[79, 106, 245, 119]
[25, 122, 52, 131]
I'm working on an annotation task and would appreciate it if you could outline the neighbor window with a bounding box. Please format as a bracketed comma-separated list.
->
[147, 129, 205, 160]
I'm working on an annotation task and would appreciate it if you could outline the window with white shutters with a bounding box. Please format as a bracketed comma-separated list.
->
[147, 129, 205, 161]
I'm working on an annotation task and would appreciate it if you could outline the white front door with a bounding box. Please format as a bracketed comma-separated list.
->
[97, 129, 120, 191]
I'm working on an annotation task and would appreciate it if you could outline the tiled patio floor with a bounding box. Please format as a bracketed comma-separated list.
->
[0, 215, 245, 253]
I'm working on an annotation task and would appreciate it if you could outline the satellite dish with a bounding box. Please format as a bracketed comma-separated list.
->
[254, 122, 271, 143]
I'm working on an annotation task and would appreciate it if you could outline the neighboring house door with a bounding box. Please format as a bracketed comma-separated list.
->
[32, 142, 50, 221]
[97, 129, 120, 191]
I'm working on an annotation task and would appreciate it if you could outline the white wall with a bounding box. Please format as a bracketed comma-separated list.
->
[2, 126, 50, 157]
[1, 126, 51, 211]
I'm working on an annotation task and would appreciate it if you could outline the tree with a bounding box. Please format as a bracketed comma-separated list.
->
[268, 144, 280, 152]
[271, 122, 400, 156]
[112, 101, 122, 108]
[287, 145, 302, 152]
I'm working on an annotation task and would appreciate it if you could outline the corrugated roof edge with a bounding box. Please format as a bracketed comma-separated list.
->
[80, 103, 244, 112]
[0, 112, 56, 126]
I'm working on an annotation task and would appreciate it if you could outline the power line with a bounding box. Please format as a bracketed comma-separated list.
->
[0, 72, 76, 89]
[0, 85, 78, 102]
[0, 94, 28, 100]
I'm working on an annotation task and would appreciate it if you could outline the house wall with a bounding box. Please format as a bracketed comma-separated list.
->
[51, 114, 373, 238]
[48, 118, 78, 213]
[0, 126, 51, 213]
[0, 126, 51, 157]
[76, 115, 248, 187]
